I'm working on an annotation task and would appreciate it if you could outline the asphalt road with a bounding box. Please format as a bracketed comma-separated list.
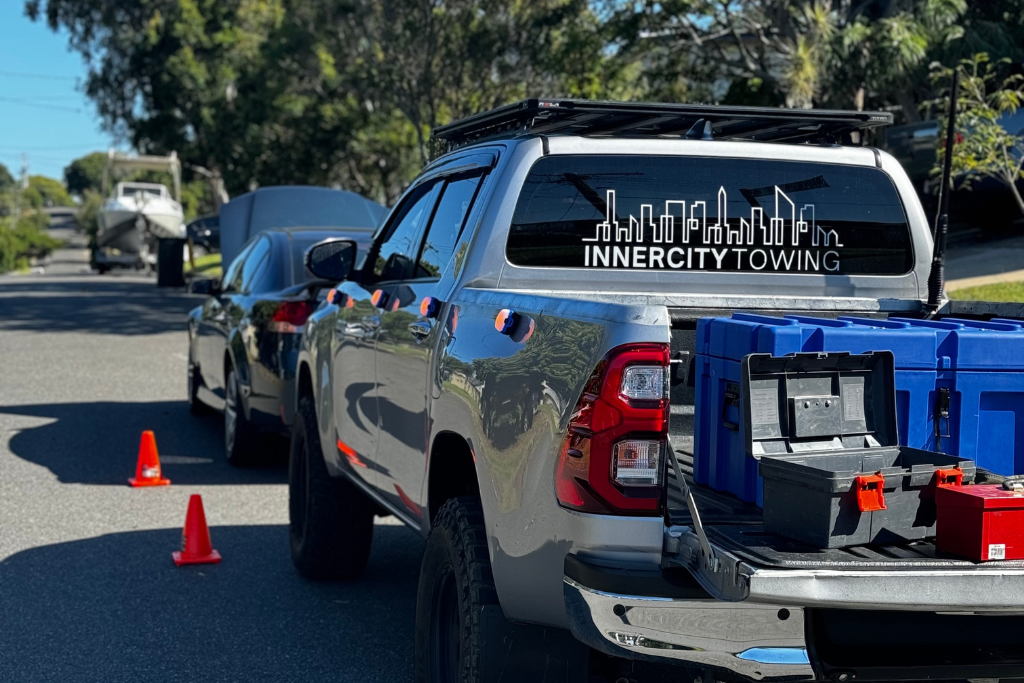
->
[0, 228, 423, 682]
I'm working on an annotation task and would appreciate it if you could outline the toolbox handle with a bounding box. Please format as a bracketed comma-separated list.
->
[721, 384, 740, 431]
[855, 473, 887, 512]
[935, 467, 964, 487]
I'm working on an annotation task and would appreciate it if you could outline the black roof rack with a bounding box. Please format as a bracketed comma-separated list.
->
[429, 98, 893, 159]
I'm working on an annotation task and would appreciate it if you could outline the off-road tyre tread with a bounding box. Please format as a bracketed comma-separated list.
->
[289, 395, 373, 580]
[415, 496, 500, 683]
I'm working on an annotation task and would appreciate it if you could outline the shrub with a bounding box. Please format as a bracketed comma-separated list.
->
[0, 214, 63, 273]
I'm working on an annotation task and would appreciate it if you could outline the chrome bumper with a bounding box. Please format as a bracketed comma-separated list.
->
[564, 577, 815, 680]
[665, 525, 1024, 612]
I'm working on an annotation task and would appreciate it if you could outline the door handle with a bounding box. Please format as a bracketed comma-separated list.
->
[408, 321, 431, 342]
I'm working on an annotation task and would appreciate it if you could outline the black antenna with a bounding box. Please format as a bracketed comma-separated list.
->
[927, 67, 960, 310]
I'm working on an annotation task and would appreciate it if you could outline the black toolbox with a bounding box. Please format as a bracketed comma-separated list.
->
[743, 351, 977, 548]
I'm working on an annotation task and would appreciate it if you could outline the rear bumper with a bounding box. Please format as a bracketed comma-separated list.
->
[564, 579, 814, 681]
[564, 557, 1024, 681]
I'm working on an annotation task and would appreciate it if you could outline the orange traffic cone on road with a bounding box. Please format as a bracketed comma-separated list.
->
[128, 430, 171, 487]
[173, 494, 222, 566]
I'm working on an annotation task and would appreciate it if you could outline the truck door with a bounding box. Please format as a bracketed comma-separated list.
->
[375, 171, 486, 521]
[329, 181, 442, 491]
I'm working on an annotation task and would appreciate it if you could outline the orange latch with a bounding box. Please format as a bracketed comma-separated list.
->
[935, 467, 964, 487]
[855, 473, 887, 512]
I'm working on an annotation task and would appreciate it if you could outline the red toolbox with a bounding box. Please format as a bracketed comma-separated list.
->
[936, 484, 1024, 561]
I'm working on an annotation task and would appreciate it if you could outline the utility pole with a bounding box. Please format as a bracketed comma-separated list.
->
[11, 153, 27, 229]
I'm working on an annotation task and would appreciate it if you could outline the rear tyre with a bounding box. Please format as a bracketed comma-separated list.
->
[187, 352, 211, 415]
[415, 496, 500, 683]
[224, 367, 258, 465]
[289, 395, 374, 580]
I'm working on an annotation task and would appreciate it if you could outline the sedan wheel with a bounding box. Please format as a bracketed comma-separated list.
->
[224, 367, 257, 466]
[187, 353, 210, 415]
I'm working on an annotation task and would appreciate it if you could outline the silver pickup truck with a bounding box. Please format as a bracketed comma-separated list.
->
[289, 100, 1024, 683]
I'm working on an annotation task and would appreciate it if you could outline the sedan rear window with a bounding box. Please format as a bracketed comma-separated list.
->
[507, 155, 913, 275]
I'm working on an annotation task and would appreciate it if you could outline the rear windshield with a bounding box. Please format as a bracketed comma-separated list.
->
[507, 155, 913, 275]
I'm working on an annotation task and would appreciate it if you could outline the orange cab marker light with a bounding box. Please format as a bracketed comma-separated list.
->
[371, 290, 386, 308]
[495, 308, 517, 335]
[345, 296, 355, 309]
[420, 296, 441, 318]
[326, 288, 339, 305]
[389, 297, 401, 312]
[337, 439, 367, 468]
[513, 316, 536, 343]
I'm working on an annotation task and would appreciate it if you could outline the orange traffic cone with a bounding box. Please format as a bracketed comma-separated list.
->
[172, 494, 222, 566]
[128, 430, 171, 487]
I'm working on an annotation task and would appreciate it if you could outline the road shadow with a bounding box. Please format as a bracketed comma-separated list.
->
[0, 401, 287, 485]
[0, 278, 204, 336]
[0, 524, 421, 683]
[945, 233, 1024, 282]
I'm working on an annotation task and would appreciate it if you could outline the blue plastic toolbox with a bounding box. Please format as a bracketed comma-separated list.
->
[694, 313, 1024, 505]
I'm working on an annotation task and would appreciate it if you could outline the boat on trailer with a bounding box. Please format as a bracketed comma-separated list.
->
[95, 151, 185, 272]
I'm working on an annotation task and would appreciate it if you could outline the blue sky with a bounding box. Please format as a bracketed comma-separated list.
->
[0, 1, 121, 182]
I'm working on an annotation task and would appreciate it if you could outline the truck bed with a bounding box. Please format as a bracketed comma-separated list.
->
[665, 450, 1024, 570]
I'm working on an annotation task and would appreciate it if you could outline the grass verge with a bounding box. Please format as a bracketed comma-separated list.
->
[948, 281, 1024, 302]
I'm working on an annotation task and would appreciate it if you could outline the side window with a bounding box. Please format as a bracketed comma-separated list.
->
[222, 241, 255, 293]
[373, 181, 440, 281]
[415, 174, 483, 279]
[239, 237, 271, 293]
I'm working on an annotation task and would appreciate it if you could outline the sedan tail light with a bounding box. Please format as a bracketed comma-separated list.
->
[267, 300, 316, 333]
[555, 343, 669, 515]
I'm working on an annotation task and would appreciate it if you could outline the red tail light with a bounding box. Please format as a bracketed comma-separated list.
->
[555, 343, 669, 515]
[268, 300, 316, 333]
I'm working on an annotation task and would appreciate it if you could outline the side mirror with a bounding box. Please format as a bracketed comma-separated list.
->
[189, 277, 220, 296]
[306, 239, 357, 282]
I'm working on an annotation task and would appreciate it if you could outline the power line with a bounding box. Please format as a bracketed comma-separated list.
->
[0, 70, 78, 81]
[0, 97, 83, 113]
[0, 144, 104, 151]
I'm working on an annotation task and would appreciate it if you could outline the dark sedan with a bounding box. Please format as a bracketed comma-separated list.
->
[186, 227, 372, 464]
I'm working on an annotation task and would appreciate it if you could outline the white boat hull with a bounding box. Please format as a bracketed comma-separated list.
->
[97, 195, 185, 255]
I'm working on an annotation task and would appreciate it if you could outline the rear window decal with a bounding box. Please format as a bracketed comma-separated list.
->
[582, 186, 845, 272]
[507, 155, 913, 275]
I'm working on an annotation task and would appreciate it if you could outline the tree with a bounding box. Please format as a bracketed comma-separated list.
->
[28, 0, 615, 205]
[0, 162, 14, 190]
[22, 175, 73, 208]
[931, 53, 1024, 217]
[64, 151, 107, 196]
[608, 0, 966, 118]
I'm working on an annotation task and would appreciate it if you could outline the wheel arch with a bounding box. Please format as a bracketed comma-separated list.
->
[295, 359, 314, 416]
[426, 431, 480, 528]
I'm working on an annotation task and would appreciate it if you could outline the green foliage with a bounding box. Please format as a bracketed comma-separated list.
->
[29, 0, 614, 203]
[930, 54, 1024, 216]
[63, 151, 107, 196]
[27, 0, 1024, 206]
[22, 175, 74, 208]
[608, 0, 967, 118]
[0, 214, 63, 273]
[0, 162, 14, 190]
[77, 189, 104, 249]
